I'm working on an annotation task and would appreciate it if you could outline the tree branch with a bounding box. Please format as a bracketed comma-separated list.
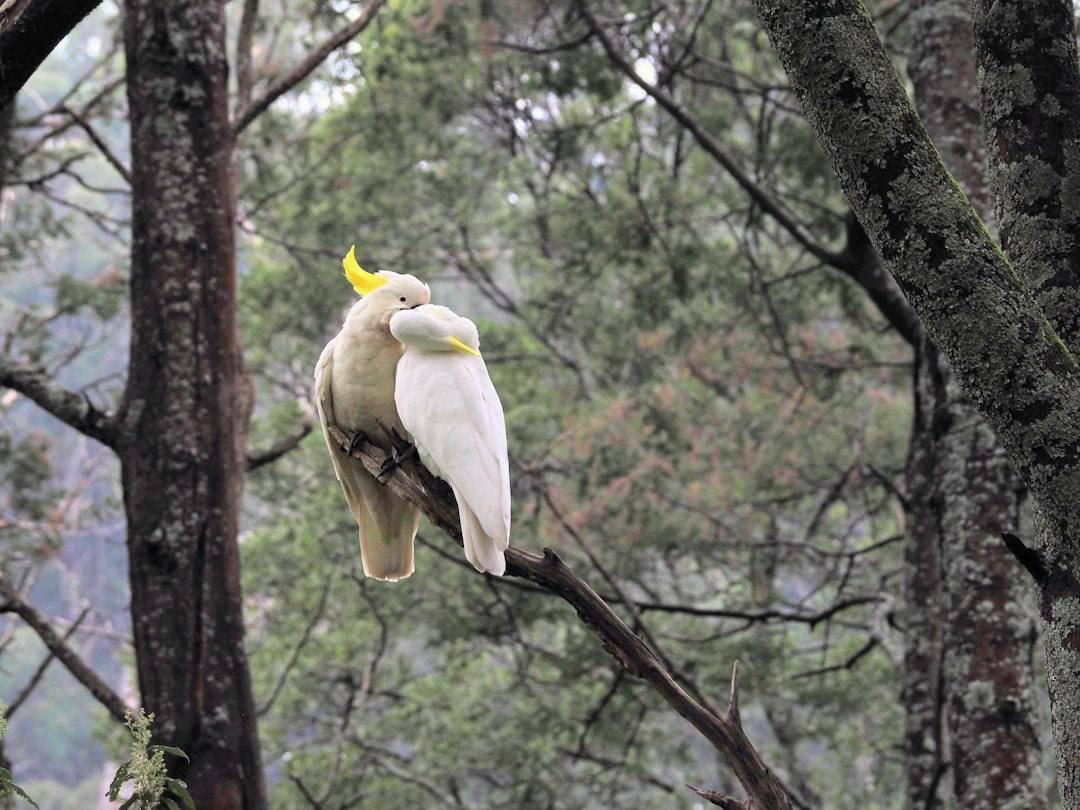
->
[0, 0, 103, 113]
[247, 420, 314, 470]
[5, 605, 89, 719]
[326, 424, 794, 810]
[750, 0, 1080, 540]
[0, 575, 129, 724]
[0, 355, 120, 447]
[60, 104, 132, 184]
[579, 2, 840, 270]
[579, 2, 921, 347]
[232, 0, 387, 137]
[1000, 533, 1049, 584]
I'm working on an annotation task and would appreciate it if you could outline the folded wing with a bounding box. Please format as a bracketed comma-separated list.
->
[395, 352, 511, 571]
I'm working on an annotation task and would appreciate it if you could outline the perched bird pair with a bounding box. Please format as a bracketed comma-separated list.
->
[314, 247, 510, 580]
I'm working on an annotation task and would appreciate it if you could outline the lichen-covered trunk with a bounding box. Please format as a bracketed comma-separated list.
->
[120, 2, 265, 808]
[972, 5, 1080, 805]
[750, 1, 1080, 807]
[907, 3, 1046, 807]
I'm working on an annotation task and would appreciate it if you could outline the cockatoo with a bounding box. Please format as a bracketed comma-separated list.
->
[314, 247, 430, 580]
[389, 305, 511, 576]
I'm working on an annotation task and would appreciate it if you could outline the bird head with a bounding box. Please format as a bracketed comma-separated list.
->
[390, 304, 482, 357]
[342, 245, 431, 319]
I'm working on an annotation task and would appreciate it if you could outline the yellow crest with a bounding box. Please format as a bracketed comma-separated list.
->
[342, 245, 388, 296]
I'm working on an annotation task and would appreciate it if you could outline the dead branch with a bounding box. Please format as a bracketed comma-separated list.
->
[326, 424, 794, 810]
[0, 574, 129, 724]
[232, 0, 388, 136]
[6, 606, 89, 718]
[0, 355, 120, 447]
[247, 420, 314, 470]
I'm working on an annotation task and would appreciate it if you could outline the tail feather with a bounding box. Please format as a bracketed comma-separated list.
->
[333, 444, 420, 581]
[460, 496, 507, 576]
[350, 467, 420, 581]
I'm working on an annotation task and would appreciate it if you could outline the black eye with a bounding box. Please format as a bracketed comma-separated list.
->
[399, 297, 406, 302]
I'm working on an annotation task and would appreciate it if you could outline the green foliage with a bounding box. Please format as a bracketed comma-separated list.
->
[0, 701, 39, 809]
[107, 710, 194, 810]
[234, 2, 911, 807]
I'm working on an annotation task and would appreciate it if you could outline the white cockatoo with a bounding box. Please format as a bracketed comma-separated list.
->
[314, 247, 431, 580]
[389, 304, 511, 575]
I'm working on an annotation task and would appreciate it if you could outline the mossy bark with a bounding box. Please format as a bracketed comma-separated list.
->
[120, 2, 266, 808]
[752, 1, 1080, 806]
[907, 3, 1045, 807]
[971, 3, 1080, 804]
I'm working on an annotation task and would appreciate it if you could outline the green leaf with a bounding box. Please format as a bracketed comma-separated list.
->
[162, 798, 181, 810]
[107, 760, 132, 800]
[8, 782, 40, 809]
[166, 778, 196, 810]
[118, 797, 137, 810]
[153, 745, 191, 763]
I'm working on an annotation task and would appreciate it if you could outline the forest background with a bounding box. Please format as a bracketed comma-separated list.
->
[0, 0, 1063, 808]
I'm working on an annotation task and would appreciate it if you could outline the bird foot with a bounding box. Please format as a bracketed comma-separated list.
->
[377, 442, 418, 480]
[347, 430, 368, 454]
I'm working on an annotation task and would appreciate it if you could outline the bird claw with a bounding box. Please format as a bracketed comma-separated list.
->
[347, 430, 367, 454]
[377, 442, 418, 480]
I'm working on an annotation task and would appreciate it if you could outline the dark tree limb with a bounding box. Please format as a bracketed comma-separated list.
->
[0, 576, 129, 724]
[5, 606, 89, 719]
[232, 0, 388, 136]
[1001, 533, 1049, 584]
[60, 105, 132, 184]
[689, 784, 751, 810]
[579, 1, 922, 347]
[247, 420, 314, 470]
[0, 355, 120, 447]
[326, 424, 794, 810]
[0, 0, 103, 113]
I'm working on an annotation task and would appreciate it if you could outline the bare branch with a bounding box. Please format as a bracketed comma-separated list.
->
[0, 355, 120, 447]
[235, 0, 261, 111]
[579, 3, 922, 347]
[0, 574, 129, 724]
[578, 2, 840, 269]
[325, 424, 794, 810]
[689, 784, 751, 810]
[232, 0, 388, 137]
[60, 105, 132, 184]
[247, 420, 314, 470]
[6, 606, 89, 719]
[726, 660, 741, 725]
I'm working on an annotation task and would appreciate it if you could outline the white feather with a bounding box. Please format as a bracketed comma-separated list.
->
[391, 307, 511, 575]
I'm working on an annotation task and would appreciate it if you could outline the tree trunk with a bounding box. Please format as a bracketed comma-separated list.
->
[906, 3, 1046, 807]
[120, 2, 265, 808]
[901, 337, 948, 809]
[971, 4, 1080, 805]
[750, 1, 1080, 806]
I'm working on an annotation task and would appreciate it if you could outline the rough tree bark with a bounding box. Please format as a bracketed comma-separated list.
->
[970, 2, 1080, 804]
[121, 2, 265, 808]
[905, 2, 1045, 807]
[900, 339, 949, 809]
[751, 1, 1080, 806]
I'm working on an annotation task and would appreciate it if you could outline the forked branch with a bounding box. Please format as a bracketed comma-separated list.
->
[0, 574, 129, 724]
